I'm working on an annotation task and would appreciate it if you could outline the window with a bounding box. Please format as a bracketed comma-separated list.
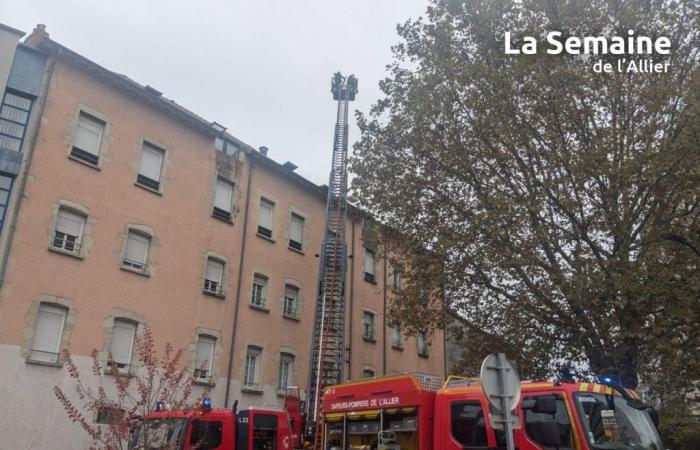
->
[244, 346, 261, 388]
[0, 175, 12, 238]
[277, 353, 294, 391]
[417, 331, 429, 357]
[0, 91, 32, 153]
[524, 395, 574, 449]
[362, 368, 375, 378]
[391, 322, 403, 349]
[52, 208, 86, 254]
[251, 275, 267, 308]
[215, 136, 239, 156]
[364, 249, 376, 283]
[189, 420, 223, 450]
[71, 112, 104, 165]
[194, 335, 216, 382]
[362, 311, 375, 341]
[283, 284, 299, 317]
[204, 258, 225, 296]
[137, 143, 164, 191]
[30, 303, 67, 363]
[392, 271, 403, 291]
[288, 213, 304, 251]
[109, 319, 136, 373]
[123, 230, 150, 271]
[95, 406, 124, 425]
[212, 178, 234, 221]
[451, 401, 488, 448]
[257, 198, 274, 238]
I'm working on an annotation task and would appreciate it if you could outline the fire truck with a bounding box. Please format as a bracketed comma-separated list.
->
[128, 373, 664, 450]
[319, 374, 665, 450]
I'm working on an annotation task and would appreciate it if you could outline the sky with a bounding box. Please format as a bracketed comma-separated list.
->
[1, 0, 429, 185]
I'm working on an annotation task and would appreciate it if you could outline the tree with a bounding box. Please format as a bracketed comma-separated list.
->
[350, 0, 700, 402]
[54, 326, 197, 450]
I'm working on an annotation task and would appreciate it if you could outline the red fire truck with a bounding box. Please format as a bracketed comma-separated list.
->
[319, 374, 665, 450]
[128, 373, 664, 450]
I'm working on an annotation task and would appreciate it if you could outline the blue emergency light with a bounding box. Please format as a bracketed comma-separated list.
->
[155, 400, 165, 412]
[201, 397, 212, 411]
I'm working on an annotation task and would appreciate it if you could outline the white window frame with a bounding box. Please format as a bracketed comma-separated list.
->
[204, 258, 225, 295]
[391, 323, 403, 349]
[417, 331, 429, 357]
[30, 303, 67, 363]
[258, 198, 274, 236]
[194, 335, 216, 382]
[72, 112, 104, 159]
[52, 208, 86, 254]
[362, 311, 375, 341]
[244, 346, 261, 388]
[123, 230, 151, 271]
[251, 275, 267, 308]
[277, 353, 294, 391]
[213, 178, 234, 217]
[283, 284, 299, 317]
[109, 319, 136, 374]
[364, 249, 376, 281]
[137, 143, 164, 189]
[288, 213, 304, 250]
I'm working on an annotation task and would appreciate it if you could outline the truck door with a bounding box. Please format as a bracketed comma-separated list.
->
[517, 394, 576, 450]
[186, 419, 225, 450]
[447, 398, 490, 449]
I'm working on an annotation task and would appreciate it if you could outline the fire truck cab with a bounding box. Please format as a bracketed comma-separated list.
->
[129, 397, 303, 450]
[320, 374, 665, 450]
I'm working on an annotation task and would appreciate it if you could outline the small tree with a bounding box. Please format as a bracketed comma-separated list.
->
[54, 326, 197, 450]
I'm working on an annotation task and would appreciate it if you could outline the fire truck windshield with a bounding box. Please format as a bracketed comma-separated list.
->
[128, 418, 188, 450]
[573, 393, 664, 450]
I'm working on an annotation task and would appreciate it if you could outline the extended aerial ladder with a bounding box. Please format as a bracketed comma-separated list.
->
[305, 72, 358, 449]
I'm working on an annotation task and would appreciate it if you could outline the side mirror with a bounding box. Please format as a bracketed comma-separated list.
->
[530, 420, 562, 447]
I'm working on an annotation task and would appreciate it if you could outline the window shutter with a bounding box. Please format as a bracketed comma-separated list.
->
[206, 259, 224, 282]
[31, 304, 66, 362]
[195, 336, 215, 374]
[214, 179, 233, 212]
[139, 145, 163, 181]
[290, 214, 303, 242]
[56, 210, 85, 239]
[111, 320, 136, 365]
[259, 200, 273, 229]
[364, 250, 375, 274]
[125, 232, 149, 264]
[74, 114, 103, 155]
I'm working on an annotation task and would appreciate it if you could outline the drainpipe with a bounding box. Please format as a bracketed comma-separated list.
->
[382, 254, 387, 375]
[224, 155, 254, 407]
[347, 216, 359, 380]
[0, 55, 56, 288]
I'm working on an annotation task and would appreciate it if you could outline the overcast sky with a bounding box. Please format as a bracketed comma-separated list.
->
[2, 0, 429, 185]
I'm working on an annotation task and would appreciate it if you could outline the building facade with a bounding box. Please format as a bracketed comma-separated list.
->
[0, 24, 445, 449]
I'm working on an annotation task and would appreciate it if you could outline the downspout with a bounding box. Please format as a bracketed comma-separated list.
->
[0, 55, 56, 288]
[347, 216, 359, 381]
[224, 155, 254, 407]
[382, 254, 387, 375]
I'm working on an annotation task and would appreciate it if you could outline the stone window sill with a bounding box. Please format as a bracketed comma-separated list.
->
[120, 265, 151, 277]
[282, 313, 300, 322]
[418, 352, 429, 359]
[256, 232, 275, 243]
[212, 212, 234, 225]
[68, 154, 101, 170]
[203, 289, 226, 300]
[134, 181, 163, 196]
[26, 358, 63, 368]
[288, 245, 304, 255]
[249, 303, 270, 313]
[194, 378, 216, 387]
[241, 385, 263, 395]
[48, 246, 84, 260]
[363, 336, 377, 344]
[392, 345, 404, 352]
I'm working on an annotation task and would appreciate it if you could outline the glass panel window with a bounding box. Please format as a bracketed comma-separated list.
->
[277, 353, 294, 391]
[0, 175, 12, 238]
[71, 112, 104, 164]
[31, 304, 67, 363]
[417, 331, 428, 357]
[392, 271, 402, 291]
[52, 209, 86, 253]
[289, 213, 304, 250]
[363, 369, 375, 378]
[391, 323, 402, 348]
[137, 143, 164, 189]
[189, 420, 223, 450]
[451, 401, 488, 447]
[258, 198, 274, 237]
[524, 395, 574, 450]
[364, 249, 376, 282]
[251, 275, 267, 308]
[283, 285, 298, 317]
[123, 231, 150, 270]
[213, 179, 234, 221]
[362, 311, 375, 340]
[194, 336, 216, 381]
[204, 259, 225, 295]
[0, 91, 32, 153]
[244, 347, 261, 387]
[110, 320, 136, 373]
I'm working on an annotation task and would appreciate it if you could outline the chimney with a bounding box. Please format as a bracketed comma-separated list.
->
[259, 146, 268, 156]
[25, 24, 49, 48]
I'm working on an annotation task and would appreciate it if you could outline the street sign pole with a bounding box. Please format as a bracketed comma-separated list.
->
[480, 353, 521, 450]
